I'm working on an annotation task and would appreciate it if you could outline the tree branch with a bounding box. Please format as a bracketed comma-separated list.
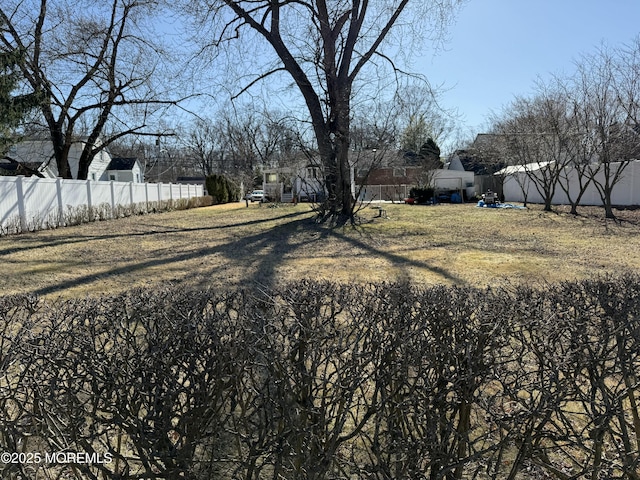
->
[230, 67, 287, 100]
[0, 155, 45, 177]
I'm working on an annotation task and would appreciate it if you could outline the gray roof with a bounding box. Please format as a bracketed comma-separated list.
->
[107, 157, 138, 171]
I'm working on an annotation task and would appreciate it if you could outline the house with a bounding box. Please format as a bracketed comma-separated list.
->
[105, 157, 144, 183]
[356, 165, 424, 185]
[260, 148, 477, 203]
[446, 134, 509, 196]
[446, 137, 502, 175]
[2, 137, 113, 180]
[355, 165, 423, 202]
[262, 164, 328, 202]
[357, 165, 475, 202]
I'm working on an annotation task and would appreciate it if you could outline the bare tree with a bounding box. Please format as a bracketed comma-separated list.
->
[397, 81, 457, 153]
[571, 42, 640, 219]
[493, 90, 573, 212]
[189, 0, 465, 224]
[0, 0, 182, 179]
[185, 116, 229, 176]
[556, 78, 597, 215]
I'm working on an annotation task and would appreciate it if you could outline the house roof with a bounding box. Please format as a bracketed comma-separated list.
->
[176, 176, 205, 184]
[107, 157, 138, 171]
[0, 160, 45, 176]
[496, 161, 552, 176]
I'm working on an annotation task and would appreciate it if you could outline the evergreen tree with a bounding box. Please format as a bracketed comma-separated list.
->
[206, 174, 240, 204]
[0, 46, 41, 154]
[419, 137, 441, 164]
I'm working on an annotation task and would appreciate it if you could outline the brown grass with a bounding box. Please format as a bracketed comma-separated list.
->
[2, 201, 640, 298]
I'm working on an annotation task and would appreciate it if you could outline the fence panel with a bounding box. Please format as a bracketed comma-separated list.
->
[22, 178, 60, 229]
[0, 176, 204, 235]
[112, 182, 131, 207]
[357, 185, 409, 202]
[91, 181, 114, 206]
[60, 179, 89, 208]
[0, 177, 19, 230]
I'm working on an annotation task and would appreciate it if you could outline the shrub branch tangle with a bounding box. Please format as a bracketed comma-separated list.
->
[0, 277, 639, 479]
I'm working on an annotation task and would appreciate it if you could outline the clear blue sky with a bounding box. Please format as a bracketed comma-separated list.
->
[420, 0, 640, 137]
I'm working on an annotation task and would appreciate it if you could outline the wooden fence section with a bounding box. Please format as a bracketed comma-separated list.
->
[0, 176, 204, 234]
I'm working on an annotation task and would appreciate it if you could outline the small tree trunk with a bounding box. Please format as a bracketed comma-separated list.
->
[570, 203, 579, 215]
[602, 188, 616, 218]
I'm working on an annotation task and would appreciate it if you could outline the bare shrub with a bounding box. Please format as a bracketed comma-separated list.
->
[0, 277, 638, 479]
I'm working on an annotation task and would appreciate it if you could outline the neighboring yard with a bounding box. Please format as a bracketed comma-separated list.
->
[2, 201, 640, 298]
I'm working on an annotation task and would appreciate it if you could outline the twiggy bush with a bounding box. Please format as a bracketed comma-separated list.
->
[0, 277, 638, 479]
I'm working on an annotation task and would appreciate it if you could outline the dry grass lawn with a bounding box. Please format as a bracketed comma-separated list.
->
[2, 201, 640, 298]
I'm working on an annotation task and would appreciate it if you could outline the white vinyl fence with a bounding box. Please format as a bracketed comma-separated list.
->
[0, 175, 204, 235]
[502, 160, 640, 206]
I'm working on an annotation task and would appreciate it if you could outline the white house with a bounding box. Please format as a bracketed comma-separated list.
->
[4, 137, 115, 180]
[262, 164, 328, 202]
[263, 159, 475, 203]
[105, 157, 144, 183]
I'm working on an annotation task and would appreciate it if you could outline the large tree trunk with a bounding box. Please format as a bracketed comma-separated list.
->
[320, 138, 353, 223]
[43, 109, 73, 179]
[319, 86, 353, 223]
[51, 131, 72, 179]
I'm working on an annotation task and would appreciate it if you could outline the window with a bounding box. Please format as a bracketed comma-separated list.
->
[109, 174, 116, 181]
[393, 168, 406, 178]
[266, 173, 277, 183]
[306, 167, 319, 179]
[91, 173, 96, 180]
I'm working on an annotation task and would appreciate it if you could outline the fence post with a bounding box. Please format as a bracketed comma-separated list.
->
[629, 161, 636, 205]
[110, 180, 116, 218]
[15, 175, 27, 232]
[86, 179, 94, 221]
[145, 182, 149, 213]
[129, 181, 134, 211]
[157, 182, 163, 207]
[56, 177, 64, 227]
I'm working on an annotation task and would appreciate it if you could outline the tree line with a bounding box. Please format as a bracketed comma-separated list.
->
[1, 0, 465, 224]
[1, 277, 639, 479]
[482, 38, 640, 219]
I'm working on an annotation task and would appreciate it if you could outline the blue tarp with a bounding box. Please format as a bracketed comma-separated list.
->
[477, 201, 526, 209]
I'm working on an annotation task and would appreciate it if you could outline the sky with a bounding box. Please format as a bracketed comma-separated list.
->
[420, 0, 640, 139]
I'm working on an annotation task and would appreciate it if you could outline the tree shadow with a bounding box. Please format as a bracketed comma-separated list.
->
[325, 228, 464, 285]
[18, 210, 463, 297]
[0, 210, 307, 257]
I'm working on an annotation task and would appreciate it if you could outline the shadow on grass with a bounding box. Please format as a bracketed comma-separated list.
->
[21, 209, 463, 297]
[0, 210, 307, 257]
[325, 228, 464, 285]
